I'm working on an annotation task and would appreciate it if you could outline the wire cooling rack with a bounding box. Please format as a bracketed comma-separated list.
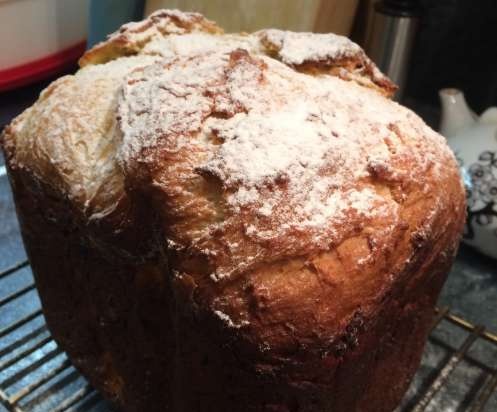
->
[0, 261, 109, 412]
[0, 260, 496, 412]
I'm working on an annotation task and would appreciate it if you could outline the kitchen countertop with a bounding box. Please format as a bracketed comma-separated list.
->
[0, 78, 496, 412]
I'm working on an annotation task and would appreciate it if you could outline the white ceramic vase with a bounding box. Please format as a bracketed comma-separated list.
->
[439, 88, 497, 260]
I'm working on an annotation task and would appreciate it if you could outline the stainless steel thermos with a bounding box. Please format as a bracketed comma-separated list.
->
[366, 0, 422, 100]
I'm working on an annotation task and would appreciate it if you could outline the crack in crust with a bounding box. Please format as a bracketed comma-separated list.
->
[80, 9, 395, 98]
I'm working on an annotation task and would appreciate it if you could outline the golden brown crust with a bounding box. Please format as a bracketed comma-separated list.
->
[116, 48, 459, 285]
[257, 29, 397, 98]
[1, 9, 466, 412]
[79, 9, 223, 67]
[80, 12, 394, 98]
[8, 163, 463, 411]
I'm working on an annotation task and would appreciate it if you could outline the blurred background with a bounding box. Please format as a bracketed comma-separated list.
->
[2, 0, 497, 121]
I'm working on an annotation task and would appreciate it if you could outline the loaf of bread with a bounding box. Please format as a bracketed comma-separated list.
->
[2, 10, 465, 412]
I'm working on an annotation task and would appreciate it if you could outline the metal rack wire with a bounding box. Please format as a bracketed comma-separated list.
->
[0, 260, 496, 412]
[405, 307, 497, 412]
[0, 260, 107, 412]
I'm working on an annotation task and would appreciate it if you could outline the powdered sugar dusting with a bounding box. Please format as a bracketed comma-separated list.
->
[213, 310, 249, 329]
[4, 9, 461, 284]
[259, 29, 362, 65]
[117, 48, 456, 280]
[256, 29, 394, 95]
[79, 54, 159, 80]
[202, 102, 331, 186]
[107, 9, 219, 44]
[10, 54, 159, 215]
[143, 32, 262, 59]
[118, 53, 229, 162]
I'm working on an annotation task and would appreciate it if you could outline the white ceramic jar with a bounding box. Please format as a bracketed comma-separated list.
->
[439, 88, 497, 260]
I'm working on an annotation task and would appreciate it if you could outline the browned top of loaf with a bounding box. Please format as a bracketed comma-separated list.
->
[116, 47, 454, 283]
[1, 10, 465, 355]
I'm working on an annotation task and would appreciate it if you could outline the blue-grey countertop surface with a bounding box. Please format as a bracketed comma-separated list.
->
[0, 80, 496, 411]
